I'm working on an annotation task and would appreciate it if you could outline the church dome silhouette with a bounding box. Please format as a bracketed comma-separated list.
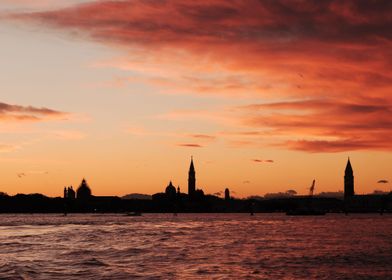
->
[165, 181, 176, 197]
[76, 178, 92, 199]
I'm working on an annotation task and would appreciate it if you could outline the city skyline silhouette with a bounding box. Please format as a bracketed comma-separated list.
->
[1, 155, 390, 199]
[0, 156, 390, 215]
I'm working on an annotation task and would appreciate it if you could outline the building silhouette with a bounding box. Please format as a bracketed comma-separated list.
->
[165, 181, 177, 200]
[188, 157, 196, 197]
[76, 178, 92, 199]
[64, 186, 75, 199]
[344, 158, 354, 200]
[152, 157, 205, 204]
[225, 188, 230, 201]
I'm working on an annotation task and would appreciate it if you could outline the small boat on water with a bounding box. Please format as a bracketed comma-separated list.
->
[125, 212, 142, 216]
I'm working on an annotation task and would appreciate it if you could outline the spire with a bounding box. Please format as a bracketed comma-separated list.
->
[344, 157, 354, 199]
[189, 156, 195, 173]
[188, 156, 196, 197]
[345, 157, 353, 174]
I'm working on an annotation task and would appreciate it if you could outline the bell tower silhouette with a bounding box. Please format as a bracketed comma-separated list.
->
[188, 156, 196, 197]
[344, 157, 354, 200]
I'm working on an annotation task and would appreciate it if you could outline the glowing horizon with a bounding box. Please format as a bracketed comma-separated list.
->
[0, 0, 391, 198]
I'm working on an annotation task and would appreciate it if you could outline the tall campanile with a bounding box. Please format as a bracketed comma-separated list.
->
[344, 158, 354, 200]
[188, 157, 196, 197]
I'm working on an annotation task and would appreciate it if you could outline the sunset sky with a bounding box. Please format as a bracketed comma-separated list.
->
[0, 0, 391, 197]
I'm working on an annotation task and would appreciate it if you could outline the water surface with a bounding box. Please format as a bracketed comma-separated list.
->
[0, 213, 391, 279]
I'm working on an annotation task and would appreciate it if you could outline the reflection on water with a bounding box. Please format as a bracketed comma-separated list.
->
[0, 214, 392, 279]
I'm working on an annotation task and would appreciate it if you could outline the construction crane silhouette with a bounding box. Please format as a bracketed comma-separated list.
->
[309, 179, 316, 197]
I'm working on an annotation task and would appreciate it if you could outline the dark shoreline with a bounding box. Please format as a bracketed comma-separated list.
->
[1, 193, 391, 214]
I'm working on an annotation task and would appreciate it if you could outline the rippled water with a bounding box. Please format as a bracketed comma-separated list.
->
[0, 214, 392, 279]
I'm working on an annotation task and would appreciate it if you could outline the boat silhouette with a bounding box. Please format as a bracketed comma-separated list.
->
[125, 212, 142, 216]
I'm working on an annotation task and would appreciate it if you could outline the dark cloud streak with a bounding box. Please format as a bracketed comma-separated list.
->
[377, 179, 389, 184]
[252, 159, 274, 163]
[0, 101, 67, 122]
[177, 143, 203, 148]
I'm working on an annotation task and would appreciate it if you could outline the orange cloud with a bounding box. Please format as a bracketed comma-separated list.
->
[237, 98, 392, 152]
[10, 1, 391, 94]
[7, 0, 392, 152]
